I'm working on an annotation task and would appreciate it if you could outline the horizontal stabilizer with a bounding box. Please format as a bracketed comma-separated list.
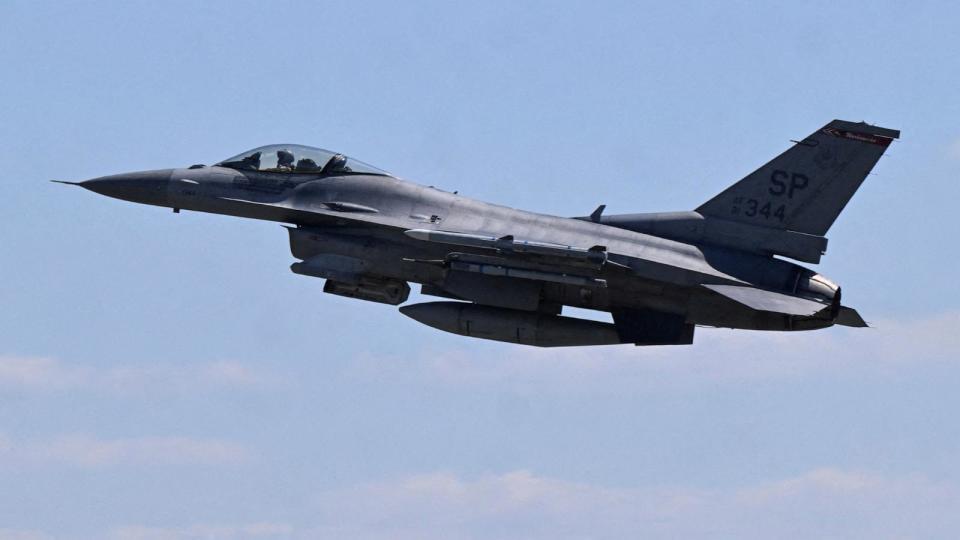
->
[703, 284, 828, 316]
[835, 306, 868, 328]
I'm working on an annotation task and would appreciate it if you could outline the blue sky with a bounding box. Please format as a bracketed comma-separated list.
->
[2, 1, 959, 538]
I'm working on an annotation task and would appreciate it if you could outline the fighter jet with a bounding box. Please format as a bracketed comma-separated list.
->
[56, 119, 898, 347]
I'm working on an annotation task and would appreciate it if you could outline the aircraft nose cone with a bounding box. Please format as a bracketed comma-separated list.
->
[81, 169, 173, 206]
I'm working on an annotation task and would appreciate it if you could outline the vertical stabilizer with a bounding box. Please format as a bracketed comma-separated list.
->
[696, 120, 899, 236]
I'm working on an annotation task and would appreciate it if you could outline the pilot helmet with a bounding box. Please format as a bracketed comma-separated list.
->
[277, 149, 295, 168]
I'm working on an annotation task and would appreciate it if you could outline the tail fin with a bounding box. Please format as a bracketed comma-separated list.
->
[696, 120, 899, 236]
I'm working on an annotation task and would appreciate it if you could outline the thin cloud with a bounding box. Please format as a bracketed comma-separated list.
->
[352, 312, 960, 391]
[948, 137, 960, 160]
[0, 356, 282, 394]
[306, 468, 960, 540]
[16, 468, 960, 539]
[0, 434, 250, 467]
[0, 530, 53, 540]
[109, 523, 292, 540]
[0, 356, 87, 390]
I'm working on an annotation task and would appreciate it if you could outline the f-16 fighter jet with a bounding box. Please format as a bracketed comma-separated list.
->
[57, 120, 898, 347]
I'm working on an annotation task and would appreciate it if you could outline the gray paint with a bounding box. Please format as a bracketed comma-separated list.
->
[58, 120, 898, 346]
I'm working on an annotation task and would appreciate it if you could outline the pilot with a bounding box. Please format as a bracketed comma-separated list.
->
[238, 151, 261, 170]
[321, 153, 349, 174]
[276, 149, 295, 170]
[295, 158, 319, 171]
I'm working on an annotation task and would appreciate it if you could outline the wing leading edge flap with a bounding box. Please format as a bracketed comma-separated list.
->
[702, 284, 828, 316]
[214, 197, 407, 229]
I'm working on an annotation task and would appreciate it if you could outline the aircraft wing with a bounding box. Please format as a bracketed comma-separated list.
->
[224, 197, 748, 287]
[702, 284, 829, 316]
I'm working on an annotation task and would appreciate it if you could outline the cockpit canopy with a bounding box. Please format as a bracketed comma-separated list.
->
[216, 144, 390, 176]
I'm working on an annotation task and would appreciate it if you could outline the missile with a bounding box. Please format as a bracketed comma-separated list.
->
[404, 229, 607, 265]
[445, 254, 607, 288]
[399, 301, 623, 347]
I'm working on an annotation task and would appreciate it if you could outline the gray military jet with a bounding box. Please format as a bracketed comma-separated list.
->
[57, 119, 898, 347]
